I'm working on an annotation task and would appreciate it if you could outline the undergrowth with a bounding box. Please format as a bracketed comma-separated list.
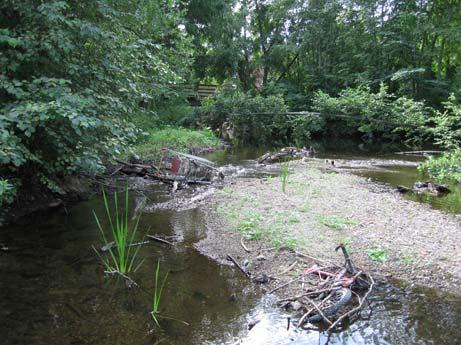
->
[418, 149, 461, 182]
[133, 126, 221, 160]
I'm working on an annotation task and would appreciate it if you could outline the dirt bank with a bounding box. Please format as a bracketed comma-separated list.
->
[196, 159, 461, 296]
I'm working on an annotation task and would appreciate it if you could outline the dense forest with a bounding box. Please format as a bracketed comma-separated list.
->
[1, 0, 460, 201]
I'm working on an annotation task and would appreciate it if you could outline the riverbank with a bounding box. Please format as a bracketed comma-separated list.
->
[196, 159, 461, 295]
[1, 127, 223, 226]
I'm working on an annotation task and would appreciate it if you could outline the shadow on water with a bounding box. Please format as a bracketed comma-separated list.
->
[1, 142, 461, 344]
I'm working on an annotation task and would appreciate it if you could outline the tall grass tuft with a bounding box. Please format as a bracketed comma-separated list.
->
[151, 260, 169, 326]
[93, 187, 143, 274]
[280, 160, 290, 193]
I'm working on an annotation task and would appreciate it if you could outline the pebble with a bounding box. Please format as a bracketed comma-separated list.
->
[290, 301, 302, 311]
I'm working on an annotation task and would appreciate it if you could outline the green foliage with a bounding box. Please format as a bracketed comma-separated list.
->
[156, 105, 198, 127]
[313, 84, 431, 144]
[318, 215, 356, 230]
[1, 0, 192, 190]
[431, 95, 461, 149]
[196, 91, 290, 145]
[0, 179, 16, 207]
[93, 188, 143, 274]
[288, 114, 326, 146]
[187, 0, 461, 104]
[1, 78, 139, 191]
[238, 213, 263, 240]
[133, 127, 221, 160]
[418, 149, 461, 182]
[279, 160, 290, 193]
[151, 260, 169, 327]
[367, 247, 388, 263]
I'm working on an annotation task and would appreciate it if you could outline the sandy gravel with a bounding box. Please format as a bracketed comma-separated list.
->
[196, 160, 461, 293]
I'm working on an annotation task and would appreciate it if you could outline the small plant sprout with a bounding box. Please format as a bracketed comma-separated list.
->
[318, 215, 356, 230]
[151, 260, 169, 326]
[367, 247, 388, 263]
[280, 160, 290, 193]
[93, 187, 143, 275]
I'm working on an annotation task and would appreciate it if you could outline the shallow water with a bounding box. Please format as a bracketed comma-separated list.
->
[207, 143, 461, 214]
[1, 144, 461, 345]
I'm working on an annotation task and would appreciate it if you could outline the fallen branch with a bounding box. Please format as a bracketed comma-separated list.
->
[146, 235, 174, 246]
[227, 254, 251, 279]
[395, 150, 442, 156]
[109, 165, 124, 177]
[268, 277, 302, 294]
[297, 307, 315, 328]
[277, 286, 340, 305]
[304, 298, 333, 325]
[157, 314, 190, 326]
[240, 237, 251, 253]
[104, 269, 139, 287]
[295, 251, 341, 268]
[278, 261, 297, 276]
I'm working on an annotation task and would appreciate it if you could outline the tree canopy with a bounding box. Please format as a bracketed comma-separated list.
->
[185, 0, 461, 105]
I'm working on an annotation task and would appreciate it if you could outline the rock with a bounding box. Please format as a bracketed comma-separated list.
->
[413, 181, 451, 195]
[290, 301, 303, 311]
[252, 273, 269, 284]
[248, 318, 261, 330]
[256, 255, 266, 261]
[414, 181, 429, 189]
[243, 259, 250, 267]
[434, 184, 450, 193]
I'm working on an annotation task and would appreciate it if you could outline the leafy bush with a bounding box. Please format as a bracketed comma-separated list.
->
[1, 78, 139, 191]
[312, 84, 431, 144]
[196, 92, 290, 145]
[0, 179, 16, 207]
[156, 105, 197, 127]
[431, 95, 461, 149]
[0, 0, 191, 191]
[288, 114, 326, 146]
[418, 149, 461, 182]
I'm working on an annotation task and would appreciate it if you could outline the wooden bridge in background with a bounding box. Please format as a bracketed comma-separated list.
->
[175, 84, 218, 104]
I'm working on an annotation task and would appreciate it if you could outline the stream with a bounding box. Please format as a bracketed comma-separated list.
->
[1, 145, 460, 345]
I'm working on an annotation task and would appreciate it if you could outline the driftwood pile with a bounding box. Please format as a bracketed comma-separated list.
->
[257, 146, 316, 164]
[272, 245, 374, 331]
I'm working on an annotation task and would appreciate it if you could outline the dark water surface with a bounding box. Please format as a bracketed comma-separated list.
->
[1, 145, 460, 345]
